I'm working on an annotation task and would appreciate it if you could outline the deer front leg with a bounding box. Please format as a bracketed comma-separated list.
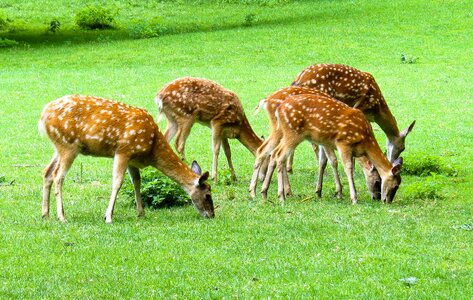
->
[105, 154, 129, 223]
[324, 147, 343, 199]
[338, 147, 357, 204]
[163, 117, 178, 143]
[127, 166, 144, 218]
[222, 137, 237, 182]
[260, 156, 277, 200]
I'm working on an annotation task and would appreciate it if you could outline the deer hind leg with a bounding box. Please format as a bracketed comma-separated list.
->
[163, 117, 178, 143]
[250, 135, 276, 197]
[315, 146, 328, 198]
[174, 118, 194, 161]
[127, 166, 144, 218]
[221, 137, 237, 182]
[324, 147, 343, 199]
[42, 153, 59, 219]
[105, 154, 129, 223]
[338, 146, 357, 204]
[53, 149, 78, 222]
[210, 124, 224, 183]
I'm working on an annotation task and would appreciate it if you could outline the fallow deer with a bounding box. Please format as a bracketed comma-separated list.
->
[267, 93, 402, 204]
[39, 95, 214, 223]
[250, 86, 381, 200]
[292, 63, 415, 163]
[155, 77, 263, 182]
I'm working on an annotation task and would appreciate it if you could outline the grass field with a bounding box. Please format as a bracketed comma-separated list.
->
[1, 0, 472, 298]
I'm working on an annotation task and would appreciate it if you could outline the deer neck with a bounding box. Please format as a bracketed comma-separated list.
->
[374, 100, 401, 141]
[363, 137, 393, 179]
[152, 138, 198, 192]
[237, 116, 263, 156]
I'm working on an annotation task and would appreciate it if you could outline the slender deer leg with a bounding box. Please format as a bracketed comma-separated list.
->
[174, 118, 194, 161]
[53, 149, 77, 222]
[164, 117, 178, 143]
[286, 152, 295, 173]
[105, 154, 129, 223]
[315, 146, 328, 198]
[249, 137, 275, 197]
[260, 156, 276, 200]
[211, 124, 223, 182]
[221, 137, 237, 182]
[338, 146, 357, 204]
[324, 147, 343, 199]
[42, 153, 59, 219]
[127, 166, 144, 218]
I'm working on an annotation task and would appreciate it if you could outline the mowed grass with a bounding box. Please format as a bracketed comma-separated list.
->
[1, 0, 473, 298]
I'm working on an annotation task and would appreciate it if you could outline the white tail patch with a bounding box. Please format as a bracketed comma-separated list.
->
[155, 95, 164, 122]
[253, 99, 267, 116]
[38, 119, 47, 136]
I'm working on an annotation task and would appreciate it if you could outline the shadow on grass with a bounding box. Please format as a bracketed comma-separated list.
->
[1, 11, 321, 47]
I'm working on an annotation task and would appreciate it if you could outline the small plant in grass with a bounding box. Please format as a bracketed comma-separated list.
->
[123, 169, 189, 209]
[404, 175, 445, 201]
[75, 6, 117, 30]
[128, 18, 171, 39]
[401, 53, 418, 64]
[0, 37, 19, 48]
[48, 18, 61, 33]
[403, 155, 457, 176]
[244, 13, 257, 27]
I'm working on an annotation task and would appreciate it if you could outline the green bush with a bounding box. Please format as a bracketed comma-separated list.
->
[404, 176, 445, 201]
[403, 155, 457, 176]
[0, 38, 19, 48]
[75, 6, 117, 30]
[122, 169, 190, 209]
[0, 9, 12, 31]
[128, 19, 172, 39]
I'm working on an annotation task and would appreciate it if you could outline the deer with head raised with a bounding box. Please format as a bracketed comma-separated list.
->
[155, 77, 263, 183]
[250, 86, 381, 200]
[39, 95, 214, 223]
[292, 63, 415, 163]
[268, 93, 402, 204]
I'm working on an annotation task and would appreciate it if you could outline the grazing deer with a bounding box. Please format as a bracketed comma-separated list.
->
[39, 95, 214, 223]
[155, 77, 263, 182]
[267, 93, 402, 204]
[250, 86, 381, 200]
[292, 63, 415, 163]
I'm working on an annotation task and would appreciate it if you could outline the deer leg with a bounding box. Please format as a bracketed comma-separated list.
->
[42, 153, 59, 219]
[53, 149, 77, 222]
[174, 119, 194, 161]
[315, 146, 327, 198]
[221, 137, 237, 182]
[211, 125, 223, 183]
[338, 147, 357, 204]
[324, 147, 343, 199]
[105, 154, 129, 223]
[250, 137, 275, 197]
[286, 151, 295, 173]
[127, 166, 144, 218]
[163, 117, 178, 143]
[260, 156, 276, 200]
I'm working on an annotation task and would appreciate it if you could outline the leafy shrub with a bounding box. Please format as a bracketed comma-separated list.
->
[404, 176, 445, 201]
[128, 19, 172, 39]
[0, 9, 12, 31]
[122, 169, 189, 209]
[48, 19, 61, 33]
[75, 6, 117, 30]
[244, 13, 257, 27]
[403, 155, 457, 177]
[0, 38, 19, 48]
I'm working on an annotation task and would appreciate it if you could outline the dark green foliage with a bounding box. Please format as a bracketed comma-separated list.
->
[401, 53, 418, 64]
[74, 6, 116, 30]
[403, 155, 457, 176]
[0, 37, 18, 47]
[123, 169, 190, 209]
[0, 9, 11, 31]
[128, 18, 172, 39]
[404, 176, 445, 200]
[244, 13, 257, 26]
[48, 19, 61, 33]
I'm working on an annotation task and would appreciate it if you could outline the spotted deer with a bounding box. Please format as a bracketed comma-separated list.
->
[155, 77, 263, 182]
[267, 93, 402, 204]
[39, 95, 214, 223]
[249, 86, 381, 200]
[292, 63, 415, 163]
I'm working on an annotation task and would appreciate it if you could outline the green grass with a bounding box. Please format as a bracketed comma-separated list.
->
[1, 0, 473, 298]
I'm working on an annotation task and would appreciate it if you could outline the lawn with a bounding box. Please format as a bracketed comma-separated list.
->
[1, 0, 472, 298]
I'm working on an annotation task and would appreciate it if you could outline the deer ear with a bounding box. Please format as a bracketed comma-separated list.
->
[191, 160, 202, 176]
[391, 157, 403, 176]
[401, 120, 416, 137]
[198, 172, 210, 186]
